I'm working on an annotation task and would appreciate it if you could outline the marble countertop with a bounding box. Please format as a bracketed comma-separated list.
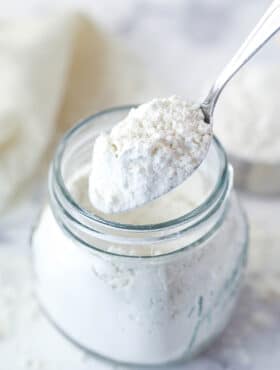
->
[1, 1, 280, 369]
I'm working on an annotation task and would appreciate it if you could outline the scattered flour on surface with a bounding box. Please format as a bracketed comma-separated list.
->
[89, 96, 212, 213]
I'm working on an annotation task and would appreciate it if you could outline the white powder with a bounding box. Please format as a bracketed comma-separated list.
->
[215, 64, 280, 163]
[71, 160, 213, 225]
[2, 195, 280, 368]
[89, 96, 212, 213]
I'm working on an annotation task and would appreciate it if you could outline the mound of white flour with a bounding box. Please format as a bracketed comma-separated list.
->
[215, 64, 280, 162]
[89, 96, 212, 213]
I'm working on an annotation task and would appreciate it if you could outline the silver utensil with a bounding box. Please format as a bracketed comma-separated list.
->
[201, 0, 280, 124]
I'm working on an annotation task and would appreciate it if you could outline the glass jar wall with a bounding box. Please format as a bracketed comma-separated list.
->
[31, 107, 248, 367]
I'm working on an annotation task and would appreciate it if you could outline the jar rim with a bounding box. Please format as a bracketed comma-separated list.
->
[52, 105, 229, 233]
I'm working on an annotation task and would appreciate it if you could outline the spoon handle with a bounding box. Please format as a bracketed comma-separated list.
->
[202, 0, 280, 122]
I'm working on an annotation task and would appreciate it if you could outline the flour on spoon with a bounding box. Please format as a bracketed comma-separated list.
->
[89, 96, 212, 213]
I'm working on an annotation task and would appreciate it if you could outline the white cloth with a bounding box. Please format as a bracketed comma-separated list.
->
[0, 12, 161, 214]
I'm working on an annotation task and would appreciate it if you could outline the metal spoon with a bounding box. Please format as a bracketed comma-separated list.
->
[201, 0, 280, 124]
[90, 1, 280, 214]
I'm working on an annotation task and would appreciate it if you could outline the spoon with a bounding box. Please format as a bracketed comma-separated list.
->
[201, 0, 280, 124]
[89, 1, 280, 214]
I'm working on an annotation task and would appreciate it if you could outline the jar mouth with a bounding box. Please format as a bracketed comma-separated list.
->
[52, 105, 229, 233]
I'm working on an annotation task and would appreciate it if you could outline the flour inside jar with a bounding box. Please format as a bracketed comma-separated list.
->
[69, 159, 214, 226]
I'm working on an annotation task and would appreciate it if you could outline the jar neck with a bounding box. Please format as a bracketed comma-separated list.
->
[49, 106, 232, 257]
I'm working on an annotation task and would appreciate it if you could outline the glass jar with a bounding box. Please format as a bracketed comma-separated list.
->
[31, 106, 248, 367]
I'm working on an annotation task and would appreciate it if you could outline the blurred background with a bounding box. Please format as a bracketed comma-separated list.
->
[1, 1, 280, 370]
[0, 0, 273, 96]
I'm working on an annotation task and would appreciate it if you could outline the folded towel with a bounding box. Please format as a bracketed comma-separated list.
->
[0, 12, 162, 214]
